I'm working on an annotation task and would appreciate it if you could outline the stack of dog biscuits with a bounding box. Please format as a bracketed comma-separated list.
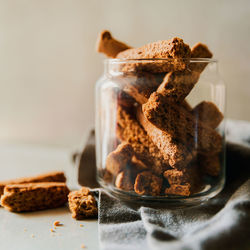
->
[97, 30, 223, 197]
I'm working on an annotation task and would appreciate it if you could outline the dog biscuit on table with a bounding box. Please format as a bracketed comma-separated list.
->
[68, 187, 98, 220]
[0, 171, 66, 198]
[1, 182, 69, 212]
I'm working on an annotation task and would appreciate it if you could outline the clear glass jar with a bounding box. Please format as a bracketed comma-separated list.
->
[95, 58, 225, 205]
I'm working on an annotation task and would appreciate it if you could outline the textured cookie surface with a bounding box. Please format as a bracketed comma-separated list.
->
[96, 30, 131, 58]
[163, 163, 203, 196]
[134, 171, 162, 196]
[1, 182, 69, 212]
[142, 93, 222, 155]
[116, 105, 169, 174]
[115, 170, 136, 191]
[117, 38, 191, 60]
[192, 101, 223, 129]
[116, 38, 191, 73]
[153, 42, 213, 103]
[0, 171, 66, 197]
[106, 142, 134, 176]
[137, 105, 194, 169]
[68, 187, 98, 220]
[165, 184, 191, 196]
[116, 72, 163, 104]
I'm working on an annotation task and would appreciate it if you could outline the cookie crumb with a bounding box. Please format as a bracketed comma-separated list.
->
[24, 228, 27, 232]
[53, 221, 62, 227]
[50, 229, 55, 232]
[31, 234, 35, 238]
[81, 244, 86, 248]
[80, 224, 84, 227]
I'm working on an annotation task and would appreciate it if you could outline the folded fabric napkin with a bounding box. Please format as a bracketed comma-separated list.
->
[75, 120, 250, 250]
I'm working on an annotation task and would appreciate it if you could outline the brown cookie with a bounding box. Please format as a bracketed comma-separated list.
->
[68, 187, 98, 220]
[115, 169, 136, 191]
[116, 72, 162, 104]
[190, 42, 213, 72]
[192, 101, 223, 129]
[163, 163, 203, 195]
[134, 171, 162, 196]
[106, 142, 134, 176]
[116, 37, 191, 73]
[117, 89, 137, 109]
[0, 171, 66, 198]
[1, 182, 69, 212]
[154, 43, 213, 102]
[156, 70, 200, 102]
[96, 30, 131, 58]
[165, 184, 191, 196]
[142, 93, 222, 156]
[116, 105, 169, 174]
[137, 105, 195, 169]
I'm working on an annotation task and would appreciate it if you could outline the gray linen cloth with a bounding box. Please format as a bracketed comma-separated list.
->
[76, 120, 250, 250]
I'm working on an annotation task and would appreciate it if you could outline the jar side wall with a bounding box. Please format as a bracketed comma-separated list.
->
[95, 60, 226, 203]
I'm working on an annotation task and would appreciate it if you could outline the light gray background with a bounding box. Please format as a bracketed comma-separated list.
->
[0, 0, 250, 147]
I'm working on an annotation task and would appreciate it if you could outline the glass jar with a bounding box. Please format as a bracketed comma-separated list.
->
[95, 58, 225, 205]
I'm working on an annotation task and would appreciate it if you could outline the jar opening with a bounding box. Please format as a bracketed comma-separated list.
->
[104, 58, 217, 65]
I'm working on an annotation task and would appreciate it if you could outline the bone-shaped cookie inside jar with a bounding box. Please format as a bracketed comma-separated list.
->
[95, 30, 226, 204]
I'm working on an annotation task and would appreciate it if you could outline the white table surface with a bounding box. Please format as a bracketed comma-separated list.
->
[0, 143, 99, 250]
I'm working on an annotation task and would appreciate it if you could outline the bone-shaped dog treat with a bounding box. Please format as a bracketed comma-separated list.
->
[192, 101, 223, 129]
[106, 142, 134, 176]
[155, 43, 213, 102]
[106, 143, 148, 190]
[96, 30, 131, 58]
[116, 105, 169, 174]
[142, 94, 222, 159]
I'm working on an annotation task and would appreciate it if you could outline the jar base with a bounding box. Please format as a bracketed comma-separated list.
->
[98, 177, 225, 208]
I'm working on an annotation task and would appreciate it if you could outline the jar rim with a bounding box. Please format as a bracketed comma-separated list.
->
[104, 58, 217, 64]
